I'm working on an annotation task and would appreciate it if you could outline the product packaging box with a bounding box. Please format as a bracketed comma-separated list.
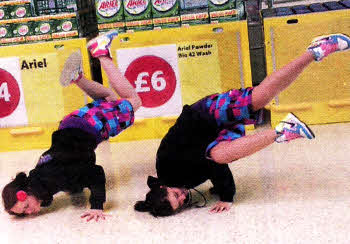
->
[52, 15, 79, 39]
[0, 24, 13, 39]
[9, 2, 32, 18]
[1, 32, 26, 46]
[0, 5, 10, 20]
[11, 22, 34, 37]
[124, 0, 153, 32]
[26, 19, 54, 42]
[96, 0, 125, 32]
[179, 0, 209, 26]
[209, 0, 245, 23]
[152, 0, 180, 29]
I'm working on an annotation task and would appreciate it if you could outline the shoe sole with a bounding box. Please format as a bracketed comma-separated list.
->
[59, 50, 82, 87]
[288, 113, 315, 139]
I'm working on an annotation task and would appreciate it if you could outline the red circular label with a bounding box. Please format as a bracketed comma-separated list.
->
[0, 69, 21, 118]
[125, 55, 177, 108]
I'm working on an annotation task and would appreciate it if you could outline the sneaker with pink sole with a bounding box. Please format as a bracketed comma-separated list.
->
[275, 113, 315, 143]
[87, 30, 119, 58]
[308, 33, 350, 61]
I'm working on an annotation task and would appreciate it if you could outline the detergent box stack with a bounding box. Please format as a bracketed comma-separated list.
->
[0, 0, 98, 46]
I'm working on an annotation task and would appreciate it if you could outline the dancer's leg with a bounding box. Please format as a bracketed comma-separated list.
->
[211, 129, 277, 164]
[60, 30, 142, 111]
[59, 50, 117, 100]
[87, 30, 142, 111]
[211, 33, 350, 164]
[75, 76, 117, 101]
[252, 33, 350, 111]
[98, 56, 142, 111]
[211, 113, 314, 164]
[251, 52, 314, 111]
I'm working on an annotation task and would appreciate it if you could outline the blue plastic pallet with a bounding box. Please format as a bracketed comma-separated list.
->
[262, 0, 350, 18]
[291, 5, 312, 14]
[275, 7, 294, 16]
[309, 3, 328, 12]
[340, 0, 350, 7]
[323, 1, 347, 10]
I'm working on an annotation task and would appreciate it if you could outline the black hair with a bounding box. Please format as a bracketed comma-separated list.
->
[2, 172, 29, 216]
[134, 186, 174, 217]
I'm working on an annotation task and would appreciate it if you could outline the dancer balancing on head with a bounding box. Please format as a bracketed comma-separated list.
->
[134, 33, 350, 217]
[2, 30, 141, 222]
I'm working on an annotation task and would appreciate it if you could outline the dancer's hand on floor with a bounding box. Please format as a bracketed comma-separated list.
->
[81, 209, 109, 222]
[209, 201, 232, 213]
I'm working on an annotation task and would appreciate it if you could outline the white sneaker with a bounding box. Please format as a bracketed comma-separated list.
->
[307, 33, 350, 61]
[275, 113, 315, 143]
[87, 29, 119, 58]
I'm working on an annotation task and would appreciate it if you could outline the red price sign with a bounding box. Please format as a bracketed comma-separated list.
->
[124, 55, 177, 108]
[0, 69, 21, 118]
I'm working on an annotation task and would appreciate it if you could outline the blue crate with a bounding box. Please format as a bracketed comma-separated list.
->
[323, 1, 347, 10]
[291, 5, 311, 14]
[262, 8, 277, 17]
[309, 3, 328, 12]
[275, 7, 294, 16]
[340, 0, 350, 8]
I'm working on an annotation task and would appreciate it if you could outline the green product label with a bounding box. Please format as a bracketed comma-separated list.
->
[180, 8, 209, 26]
[152, 0, 179, 18]
[32, 20, 55, 34]
[53, 18, 78, 32]
[0, 25, 12, 38]
[96, 0, 124, 24]
[125, 23, 153, 32]
[9, 4, 32, 18]
[0, 6, 10, 20]
[12, 23, 34, 37]
[208, 0, 235, 11]
[124, 0, 152, 21]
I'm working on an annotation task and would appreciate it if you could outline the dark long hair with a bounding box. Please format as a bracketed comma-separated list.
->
[2, 172, 29, 215]
[134, 176, 174, 217]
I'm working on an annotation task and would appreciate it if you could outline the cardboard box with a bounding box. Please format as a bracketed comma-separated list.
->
[9, 3, 32, 18]
[52, 17, 79, 39]
[179, 0, 209, 26]
[0, 5, 10, 20]
[209, 0, 245, 23]
[96, 0, 125, 32]
[124, 0, 153, 32]
[152, 0, 180, 29]
[11, 22, 34, 37]
[0, 24, 12, 38]
[26, 19, 54, 42]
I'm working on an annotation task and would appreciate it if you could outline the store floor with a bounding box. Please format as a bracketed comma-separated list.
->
[1, 123, 349, 244]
